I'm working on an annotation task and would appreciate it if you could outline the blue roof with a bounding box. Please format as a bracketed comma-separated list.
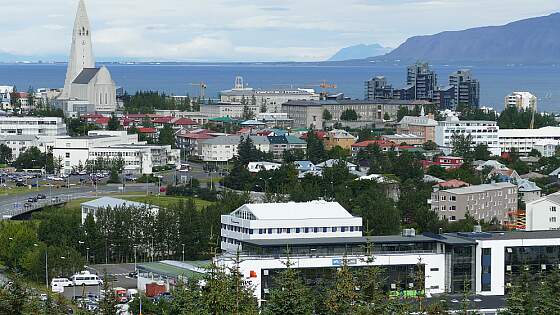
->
[294, 160, 315, 171]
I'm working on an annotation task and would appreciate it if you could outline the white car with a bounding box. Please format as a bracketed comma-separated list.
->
[51, 278, 73, 292]
[71, 271, 103, 286]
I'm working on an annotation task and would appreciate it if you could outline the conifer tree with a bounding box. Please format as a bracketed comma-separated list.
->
[325, 258, 358, 315]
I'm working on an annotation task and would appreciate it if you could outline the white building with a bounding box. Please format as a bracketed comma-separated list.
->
[53, 131, 179, 175]
[198, 135, 270, 162]
[247, 161, 281, 173]
[526, 192, 560, 231]
[0, 86, 14, 108]
[80, 196, 158, 224]
[435, 116, 500, 156]
[200, 102, 258, 119]
[0, 116, 67, 137]
[220, 201, 363, 253]
[499, 126, 560, 156]
[0, 135, 40, 160]
[57, 0, 117, 116]
[505, 92, 537, 111]
[219, 76, 320, 113]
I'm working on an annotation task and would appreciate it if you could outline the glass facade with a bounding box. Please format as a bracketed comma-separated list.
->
[449, 245, 475, 293]
[504, 245, 560, 289]
[481, 248, 491, 292]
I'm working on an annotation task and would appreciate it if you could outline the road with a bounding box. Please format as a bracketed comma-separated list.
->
[58, 264, 137, 299]
[0, 183, 160, 219]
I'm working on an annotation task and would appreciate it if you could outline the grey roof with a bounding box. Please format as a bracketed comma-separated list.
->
[0, 134, 38, 141]
[72, 68, 100, 84]
[442, 182, 515, 195]
[516, 179, 541, 192]
[81, 197, 152, 209]
[549, 166, 560, 176]
[242, 233, 475, 247]
[527, 191, 560, 206]
[451, 230, 560, 241]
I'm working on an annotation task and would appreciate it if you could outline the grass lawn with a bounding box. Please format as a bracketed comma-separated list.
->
[0, 186, 47, 197]
[62, 194, 214, 210]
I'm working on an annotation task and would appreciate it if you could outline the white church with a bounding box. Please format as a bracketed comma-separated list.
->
[57, 0, 117, 117]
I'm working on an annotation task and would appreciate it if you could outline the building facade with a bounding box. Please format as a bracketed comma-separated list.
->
[505, 92, 537, 111]
[198, 135, 270, 162]
[407, 62, 437, 101]
[526, 192, 560, 231]
[449, 70, 480, 108]
[435, 116, 500, 156]
[397, 115, 438, 143]
[498, 126, 560, 155]
[430, 182, 517, 223]
[364, 76, 393, 100]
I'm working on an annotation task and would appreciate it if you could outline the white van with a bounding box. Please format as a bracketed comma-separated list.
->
[71, 271, 103, 286]
[51, 278, 73, 292]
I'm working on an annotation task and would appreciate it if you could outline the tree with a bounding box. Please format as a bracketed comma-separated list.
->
[383, 112, 391, 121]
[158, 123, 176, 147]
[305, 130, 326, 164]
[98, 274, 118, 315]
[242, 105, 255, 120]
[325, 259, 358, 314]
[107, 114, 120, 131]
[397, 106, 409, 121]
[262, 260, 314, 315]
[473, 143, 491, 160]
[340, 109, 358, 121]
[423, 141, 438, 151]
[322, 109, 332, 121]
[13, 147, 43, 170]
[451, 132, 473, 160]
[0, 144, 12, 164]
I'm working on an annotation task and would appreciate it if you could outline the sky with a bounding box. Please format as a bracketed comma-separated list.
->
[1, 0, 559, 62]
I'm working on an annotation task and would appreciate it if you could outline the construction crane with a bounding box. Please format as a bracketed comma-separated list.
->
[188, 82, 207, 98]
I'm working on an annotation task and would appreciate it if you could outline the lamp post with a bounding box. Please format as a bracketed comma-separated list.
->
[182, 243, 185, 262]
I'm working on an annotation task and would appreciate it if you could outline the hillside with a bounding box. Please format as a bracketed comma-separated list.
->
[329, 43, 391, 61]
[372, 13, 560, 64]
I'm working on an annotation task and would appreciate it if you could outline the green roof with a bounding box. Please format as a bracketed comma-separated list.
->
[137, 261, 208, 279]
[285, 135, 306, 145]
[208, 116, 236, 123]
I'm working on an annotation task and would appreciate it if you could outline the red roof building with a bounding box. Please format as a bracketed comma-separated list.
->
[137, 127, 157, 134]
[151, 116, 174, 125]
[434, 179, 470, 189]
[173, 117, 198, 126]
[93, 117, 110, 126]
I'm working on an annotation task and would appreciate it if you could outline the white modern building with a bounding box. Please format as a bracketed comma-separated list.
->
[505, 92, 537, 111]
[526, 192, 560, 231]
[498, 126, 560, 156]
[216, 201, 560, 308]
[53, 131, 180, 175]
[220, 201, 363, 253]
[435, 116, 500, 156]
[80, 196, 159, 224]
[0, 116, 67, 137]
[219, 76, 320, 113]
[0, 86, 14, 108]
[198, 135, 270, 162]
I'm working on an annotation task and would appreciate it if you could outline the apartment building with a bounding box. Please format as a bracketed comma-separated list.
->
[198, 135, 270, 162]
[449, 69, 480, 108]
[430, 182, 517, 223]
[407, 62, 437, 101]
[0, 135, 40, 159]
[0, 116, 67, 137]
[498, 126, 560, 155]
[505, 92, 537, 111]
[323, 129, 357, 150]
[526, 192, 560, 231]
[435, 116, 500, 156]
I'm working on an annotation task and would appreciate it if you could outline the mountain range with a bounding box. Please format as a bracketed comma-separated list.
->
[328, 43, 391, 61]
[367, 13, 560, 64]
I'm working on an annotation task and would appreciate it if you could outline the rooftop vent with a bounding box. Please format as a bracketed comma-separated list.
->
[473, 225, 482, 233]
[402, 228, 416, 237]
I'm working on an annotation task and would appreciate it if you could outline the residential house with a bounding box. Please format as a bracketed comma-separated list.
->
[526, 192, 560, 231]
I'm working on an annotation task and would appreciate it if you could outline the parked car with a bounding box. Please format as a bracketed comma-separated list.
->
[15, 181, 26, 187]
[27, 197, 37, 203]
[37, 194, 46, 199]
[51, 278, 73, 292]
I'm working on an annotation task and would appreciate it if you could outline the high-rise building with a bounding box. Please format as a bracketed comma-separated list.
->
[407, 62, 437, 101]
[433, 85, 456, 110]
[364, 76, 393, 100]
[57, 0, 117, 117]
[449, 70, 480, 108]
[505, 92, 537, 111]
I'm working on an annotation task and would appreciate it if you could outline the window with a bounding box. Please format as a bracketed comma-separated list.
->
[277, 228, 282, 234]
[65, 152, 70, 158]
[304, 227, 309, 233]
[296, 228, 301, 233]
[332, 227, 337, 232]
[451, 196, 456, 201]
[268, 228, 272, 234]
[430, 268, 439, 271]
[552, 206, 557, 212]
[550, 217, 557, 223]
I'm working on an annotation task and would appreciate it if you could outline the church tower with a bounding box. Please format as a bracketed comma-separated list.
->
[60, 0, 94, 99]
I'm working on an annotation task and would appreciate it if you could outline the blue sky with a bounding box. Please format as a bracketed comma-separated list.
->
[2, 0, 559, 61]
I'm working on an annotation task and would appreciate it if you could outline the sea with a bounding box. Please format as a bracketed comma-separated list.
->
[0, 62, 559, 112]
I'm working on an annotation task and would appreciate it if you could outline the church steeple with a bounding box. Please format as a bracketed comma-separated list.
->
[61, 0, 95, 98]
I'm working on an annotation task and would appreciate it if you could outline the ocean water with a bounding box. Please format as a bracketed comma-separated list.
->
[0, 63, 558, 112]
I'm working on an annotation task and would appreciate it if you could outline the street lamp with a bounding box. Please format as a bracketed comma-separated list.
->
[182, 243, 185, 262]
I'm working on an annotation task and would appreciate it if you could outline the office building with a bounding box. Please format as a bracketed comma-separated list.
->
[498, 126, 560, 155]
[53, 130, 179, 175]
[219, 76, 320, 113]
[407, 62, 437, 101]
[505, 92, 537, 111]
[364, 76, 393, 100]
[435, 116, 500, 156]
[216, 201, 560, 307]
[282, 99, 430, 129]
[430, 182, 517, 223]
[449, 70, 480, 108]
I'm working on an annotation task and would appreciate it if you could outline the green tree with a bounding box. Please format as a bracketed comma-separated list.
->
[473, 143, 491, 160]
[305, 130, 326, 164]
[107, 114, 120, 131]
[451, 132, 473, 160]
[13, 147, 44, 170]
[325, 259, 358, 314]
[340, 109, 358, 121]
[262, 260, 314, 315]
[158, 123, 176, 147]
[98, 274, 117, 315]
[242, 105, 255, 120]
[423, 140, 438, 150]
[383, 112, 391, 121]
[0, 144, 12, 164]
[322, 109, 333, 121]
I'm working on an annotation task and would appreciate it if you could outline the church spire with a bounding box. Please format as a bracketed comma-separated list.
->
[61, 0, 95, 98]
